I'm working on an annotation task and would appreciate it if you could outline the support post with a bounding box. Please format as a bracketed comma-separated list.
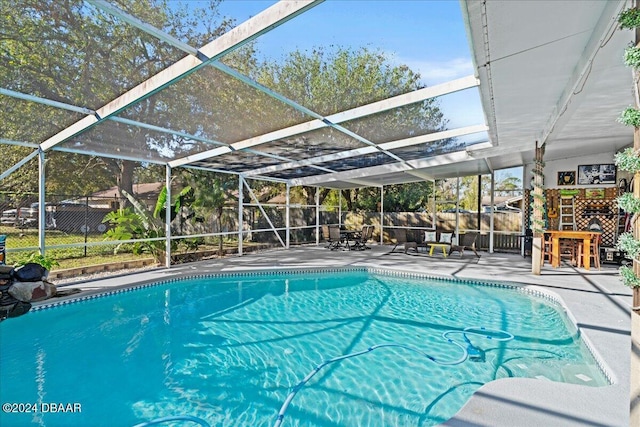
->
[315, 187, 320, 245]
[634, 127, 640, 310]
[38, 150, 45, 256]
[631, 20, 640, 423]
[238, 176, 244, 256]
[489, 171, 495, 253]
[165, 165, 171, 268]
[632, 307, 640, 425]
[477, 174, 482, 233]
[286, 183, 290, 249]
[531, 141, 545, 275]
[380, 186, 384, 245]
[455, 176, 460, 239]
[338, 190, 342, 227]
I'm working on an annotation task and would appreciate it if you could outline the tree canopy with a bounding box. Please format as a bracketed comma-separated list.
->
[0, 0, 240, 197]
[1, 1, 493, 216]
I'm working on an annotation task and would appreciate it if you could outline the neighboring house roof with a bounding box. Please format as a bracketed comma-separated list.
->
[90, 182, 164, 199]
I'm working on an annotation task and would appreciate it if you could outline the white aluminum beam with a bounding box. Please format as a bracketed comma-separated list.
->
[3, 87, 311, 166]
[170, 75, 479, 167]
[53, 146, 168, 165]
[329, 75, 479, 123]
[343, 178, 384, 187]
[315, 187, 320, 245]
[0, 138, 39, 148]
[466, 141, 529, 158]
[1, 88, 94, 115]
[84, 2, 342, 173]
[404, 170, 435, 181]
[0, 149, 39, 181]
[40, 0, 324, 151]
[285, 183, 290, 248]
[291, 149, 474, 186]
[245, 124, 487, 176]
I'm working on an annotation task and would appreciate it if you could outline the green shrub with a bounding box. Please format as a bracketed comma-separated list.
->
[619, 8, 640, 30]
[14, 252, 59, 270]
[615, 147, 640, 173]
[618, 107, 640, 127]
[619, 265, 640, 288]
[624, 45, 640, 69]
[617, 192, 640, 213]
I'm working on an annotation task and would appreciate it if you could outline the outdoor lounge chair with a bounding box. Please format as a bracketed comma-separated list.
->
[390, 228, 418, 253]
[449, 232, 480, 258]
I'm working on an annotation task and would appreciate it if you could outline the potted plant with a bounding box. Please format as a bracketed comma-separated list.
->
[14, 252, 59, 280]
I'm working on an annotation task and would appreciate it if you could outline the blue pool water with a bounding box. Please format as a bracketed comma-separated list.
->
[0, 270, 608, 427]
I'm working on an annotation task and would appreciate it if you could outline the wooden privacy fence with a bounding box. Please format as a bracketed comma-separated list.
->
[476, 232, 523, 253]
[341, 211, 523, 253]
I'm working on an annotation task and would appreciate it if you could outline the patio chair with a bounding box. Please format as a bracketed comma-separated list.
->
[352, 225, 373, 250]
[328, 225, 346, 250]
[0, 235, 5, 265]
[449, 232, 480, 258]
[390, 228, 418, 253]
[322, 225, 342, 250]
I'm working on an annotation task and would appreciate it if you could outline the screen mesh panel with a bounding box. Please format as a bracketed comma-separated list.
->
[192, 150, 283, 173]
[4, 1, 188, 112]
[115, 63, 313, 146]
[58, 119, 211, 162]
[251, 126, 368, 161]
[0, 95, 85, 145]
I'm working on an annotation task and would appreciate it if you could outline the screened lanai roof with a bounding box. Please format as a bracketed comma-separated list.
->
[1, 0, 635, 188]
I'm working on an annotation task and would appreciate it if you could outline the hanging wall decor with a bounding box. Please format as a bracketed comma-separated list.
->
[577, 164, 616, 185]
[557, 171, 575, 186]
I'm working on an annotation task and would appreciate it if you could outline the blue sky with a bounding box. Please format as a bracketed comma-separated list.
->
[215, 1, 474, 85]
[174, 1, 519, 176]
[207, 0, 485, 129]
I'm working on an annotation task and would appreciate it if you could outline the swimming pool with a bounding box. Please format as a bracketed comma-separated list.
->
[0, 269, 609, 427]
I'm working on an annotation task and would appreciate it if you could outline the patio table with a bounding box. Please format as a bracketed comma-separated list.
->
[340, 230, 360, 250]
[427, 243, 449, 257]
[545, 230, 600, 270]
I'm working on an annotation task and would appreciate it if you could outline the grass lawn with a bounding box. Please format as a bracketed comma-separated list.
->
[0, 225, 257, 271]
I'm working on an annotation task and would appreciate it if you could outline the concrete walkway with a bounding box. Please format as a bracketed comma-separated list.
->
[42, 244, 634, 426]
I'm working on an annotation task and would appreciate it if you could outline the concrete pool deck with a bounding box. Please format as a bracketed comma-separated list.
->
[42, 245, 634, 426]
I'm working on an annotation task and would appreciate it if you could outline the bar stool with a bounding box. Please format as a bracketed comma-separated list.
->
[577, 236, 601, 270]
[559, 238, 578, 266]
[541, 232, 552, 265]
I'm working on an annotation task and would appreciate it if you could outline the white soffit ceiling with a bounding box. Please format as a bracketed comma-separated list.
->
[462, 0, 635, 168]
[298, 0, 636, 188]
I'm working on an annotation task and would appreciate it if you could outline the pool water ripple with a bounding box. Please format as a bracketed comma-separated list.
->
[0, 270, 608, 427]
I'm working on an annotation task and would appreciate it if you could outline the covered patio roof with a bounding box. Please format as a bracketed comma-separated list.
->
[2, 0, 634, 188]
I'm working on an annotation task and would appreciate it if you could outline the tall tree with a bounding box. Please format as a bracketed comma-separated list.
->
[256, 47, 451, 208]
[0, 0, 248, 202]
[185, 170, 237, 255]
